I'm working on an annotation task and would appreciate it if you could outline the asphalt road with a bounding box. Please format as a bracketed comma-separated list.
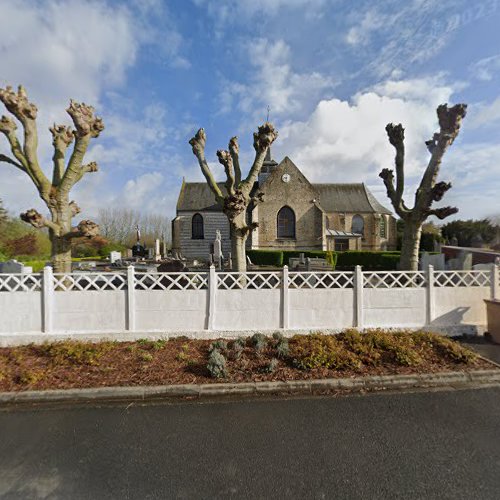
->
[1, 387, 499, 500]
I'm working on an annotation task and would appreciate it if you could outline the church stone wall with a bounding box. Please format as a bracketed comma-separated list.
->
[255, 159, 323, 250]
[175, 211, 231, 260]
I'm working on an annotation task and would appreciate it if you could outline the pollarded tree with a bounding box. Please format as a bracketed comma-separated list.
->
[0, 85, 103, 273]
[379, 103, 467, 270]
[189, 123, 278, 272]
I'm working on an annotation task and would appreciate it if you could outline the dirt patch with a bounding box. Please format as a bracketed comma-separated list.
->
[0, 331, 494, 392]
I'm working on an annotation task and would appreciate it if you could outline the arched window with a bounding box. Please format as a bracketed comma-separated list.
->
[277, 206, 296, 239]
[380, 216, 387, 238]
[352, 214, 364, 235]
[191, 213, 204, 239]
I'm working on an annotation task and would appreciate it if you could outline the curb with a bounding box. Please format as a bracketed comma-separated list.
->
[1, 369, 500, 405]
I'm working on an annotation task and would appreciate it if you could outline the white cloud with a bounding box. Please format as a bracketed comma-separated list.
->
[469, 54, 500, 81]
[467, 96, 500, 129]
[0, 0, 189, 220]
[219, 38, 335, 121]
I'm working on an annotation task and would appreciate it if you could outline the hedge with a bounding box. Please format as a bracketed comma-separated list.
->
[247, 250, 337, 269]
[246, 250, 283, 267]
[336, 251, 400, 270]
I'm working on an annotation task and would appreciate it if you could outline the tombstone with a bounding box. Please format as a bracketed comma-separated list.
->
[420, 252, 445, 271]
[155, 239, 161, 262]
[447, 251, 472, 270]
[450, 235, 458, 246]
[157, 260, 188, 272]
[124, 249, 133, 259]
[0, 259, 27, 274]
[109, 251, 121, 264]
[214, 230, 223, 270]
[132, 242, 146, 258]
[147, 248, 155, 260]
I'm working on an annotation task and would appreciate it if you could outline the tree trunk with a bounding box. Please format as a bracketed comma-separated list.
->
[231, 231, 247, 272]
[51, 234, 72, 273]
[399, 219, 422, 271]
[50, 202, 72, 274]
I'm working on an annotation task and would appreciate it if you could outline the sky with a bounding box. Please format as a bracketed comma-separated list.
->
[0, 0, 499, 225]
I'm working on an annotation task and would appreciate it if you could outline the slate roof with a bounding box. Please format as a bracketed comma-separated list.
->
[177, 179, 392, 215]
[314, 183, 392, 214]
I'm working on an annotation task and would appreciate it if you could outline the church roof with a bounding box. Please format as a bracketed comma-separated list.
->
[177, 180, 392, 215]
[313, 183, 392, 215]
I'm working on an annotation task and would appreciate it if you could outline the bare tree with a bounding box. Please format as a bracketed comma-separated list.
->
[379, 103, 467, 270]
[189, 123, 277, 271]
[0, 85, 103, 273]
[98, 208, 171, 247]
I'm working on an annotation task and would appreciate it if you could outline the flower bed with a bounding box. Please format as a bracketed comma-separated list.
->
[0, 330, 492, 392]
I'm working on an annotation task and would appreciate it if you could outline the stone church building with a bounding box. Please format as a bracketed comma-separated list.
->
[172, 152, 397, 259]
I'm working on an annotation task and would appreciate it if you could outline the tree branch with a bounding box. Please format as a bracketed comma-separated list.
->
[59, 100, 104, 198]
[189, 128, 224, 203]
[379, 168, 408, 218]
[241, 122, 278, 196]
[384, 123, 406, 210]
[50, 124, 74, 186]
[217, 149, 235, 195]
[426, 206, 459, 220]
[0, 153, 24, 170]
[20, 208, 61, 234]
[229, 136, 241, 185]
[64, 219, 100, 239]
[415, 104, 467, 213]
[0, 86, 51, 200]
[0, 115, 28, 170]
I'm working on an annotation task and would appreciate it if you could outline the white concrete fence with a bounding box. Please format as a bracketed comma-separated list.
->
[0, 265, 498, 343]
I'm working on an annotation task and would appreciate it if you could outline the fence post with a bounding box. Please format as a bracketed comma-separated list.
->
[42, 265, 53, 333]
[207, 265, 217, 330]
[126, 265, 136, 331]
[426, 264, 435, 325]
[491, 264, 499, 300]
[282, 265, 289, 329]
[354, 265, 363, 328]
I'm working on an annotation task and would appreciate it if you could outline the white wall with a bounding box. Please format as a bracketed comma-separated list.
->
[0, 266, 497, 343]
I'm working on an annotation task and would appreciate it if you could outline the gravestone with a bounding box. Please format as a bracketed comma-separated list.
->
[420, 252, 445, 271]
[155, 239, 161, 262]
[147, 248, 155, 260]
[447, 251, 472, 270]
[132, 242, 146, 258]
[109, 251, 121, 264]
[0, 259, 28, 274]
[214, 230, 223, 270]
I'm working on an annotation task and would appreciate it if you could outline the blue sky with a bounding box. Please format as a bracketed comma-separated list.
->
[1, 0, 499, 224]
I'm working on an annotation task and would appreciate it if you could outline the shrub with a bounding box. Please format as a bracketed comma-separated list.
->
[427, 334, 477, 364]
[247, 250, 283, 266]
[209, 340, 228, 353]
[38, 341, 111, 366]
[291, 334, 362, 370]
[276, 338, 289, 359]
[272, 332, 284, 341]
[264, 358, 279, 373]
[207, 349, 227, 378]
[251, 333, 267, 352]
[336, 251, 400, 270]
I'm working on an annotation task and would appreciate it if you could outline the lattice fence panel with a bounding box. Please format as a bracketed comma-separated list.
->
[135, 272, 208, 290]
[288, 272, 354, 289]
[52, 273, 127, 291]
[363, 271, 426, 289]
[217, 272, 282, 290]
[0, 273, 42, 292]
[434, 270, 491, 287]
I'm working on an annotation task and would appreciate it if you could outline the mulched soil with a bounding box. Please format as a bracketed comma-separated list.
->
[0, 335, 495, 392]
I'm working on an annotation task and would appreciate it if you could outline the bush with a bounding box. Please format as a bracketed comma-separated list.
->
[336, 251, 400, 270]
[291, 334, 362, 370]
[207, 349, 227, 378]
[276, 338, 289, 359]
[209, 340, 228, 353]
[263, 358, 279, 373]
[251, 333, 267, 352]
[247, 250, 283, 266]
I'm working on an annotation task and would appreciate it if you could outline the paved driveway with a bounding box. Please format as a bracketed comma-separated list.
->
[1, 387, 499, 499]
